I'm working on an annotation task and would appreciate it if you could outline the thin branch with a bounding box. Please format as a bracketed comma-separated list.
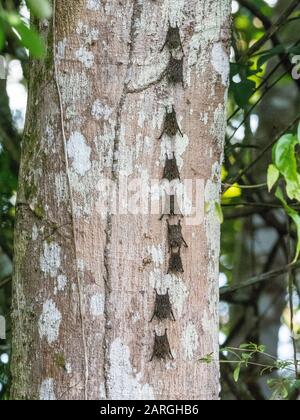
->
[0, 277, 11, 289]
[239, 0, 300, 62]
[227, 67, 290, 143]
[222, 182, 267, 190]
[238, 0, 300, 91]
[226, 114, 300, 189]
[221, 361, 255, 400]
[228, 37, 300, 126]
[220, 261, 300, 297]
[222, 201, 283, 209]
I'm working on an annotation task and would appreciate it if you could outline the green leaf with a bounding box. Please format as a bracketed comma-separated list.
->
[274, 134, 297, 177]
[13, 22, 45, 58]
[231, 78, 256, 109]
[275, 188, 300, 262]
[258, 345, 266, 353]
[298, 122, 300, 143]
[26, 0, 52, 19]
[199, 353, 214, 364]
[257, 45, 285, 69]
[233, 365, 241, 383]
[267, 164, 280, 192]
[215, 202, 224, 224]
[273, 134, 300, 201]
[4, 12, 21, 27]
[268, 379, 290, 400]
[239, 343, 254, 350]
[0, 25, 4, 51]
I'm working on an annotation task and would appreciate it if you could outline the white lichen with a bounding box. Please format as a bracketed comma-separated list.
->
[90, 293, 105, 317]
[57, 38, 67, 60]
[181, 323, 199, 361]
[76, 22, 100, 45]
[67, 132, 91, 176]
[168, 0, 185, 26]
[32, 224, 39, 241]
[86, 0, 102, 11]
[205, 177, 221, 258]
[77, 259, 86, 272]
[211, 42, 230, 86]
[108, 338, 155, 400]
[91, 100, 113, 121]
[75, 46, 94, 69]
[187, 0, 231, 85]
[40, 242, 61, 278]
[65, 362, 72, 375]
[148, 245, 164, 268]
[38, 299, 62, 345]
[99, 382, 106, 400]
[39, 378, 56, 400]
[56, 275, 67, 293]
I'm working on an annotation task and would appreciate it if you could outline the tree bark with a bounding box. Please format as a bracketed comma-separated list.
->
[11, 0, 231, 400]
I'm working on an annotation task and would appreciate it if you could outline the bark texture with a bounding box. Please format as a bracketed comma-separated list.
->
[11, 0, 231, 400]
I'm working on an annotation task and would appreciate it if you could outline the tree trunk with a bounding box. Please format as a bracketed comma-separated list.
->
[11, 0, 231, 400]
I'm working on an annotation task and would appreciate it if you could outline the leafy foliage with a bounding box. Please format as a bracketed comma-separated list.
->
[0, 0, 52, 58]
[201, 343, 300, 400]
[266, 126, 300, 261]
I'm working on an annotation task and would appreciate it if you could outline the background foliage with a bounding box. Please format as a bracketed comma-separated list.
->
[0, 0, 300, 400]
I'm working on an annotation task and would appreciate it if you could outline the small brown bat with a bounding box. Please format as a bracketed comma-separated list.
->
[160, 22, 184, 53]
[150, 329, 174, 361]
[159, 106, 183, 139]
[168, 248, 184, 274]
[150, 289, 176, 322]
[163, 153, 181, 182]
[167, 55, 184, 87]
[167, 220, 188, 251]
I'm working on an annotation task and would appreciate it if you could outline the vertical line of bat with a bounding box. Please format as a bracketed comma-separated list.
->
[151, 21, 187, 362]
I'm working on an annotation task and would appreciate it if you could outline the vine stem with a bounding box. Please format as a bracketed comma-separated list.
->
[0, 276, 11, 289]
[222, 182, 267, 190]
[52, 0, 89, 400]
[225, 114, 300, 190]
[239, 0, 300, 62]
[219, 360, 295, 373]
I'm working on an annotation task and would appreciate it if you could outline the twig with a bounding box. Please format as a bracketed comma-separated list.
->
[226, 114, 300, 190]
[0, 277, 11, 289]
[222, 201, 283, 209]
[238, 0, 300, 91]
[222, 182, 267, 190]
[239, 0, 300, 62]
[220, 261, 300, 297]
[227, 67, 290, 144]
[220, 359, 295, 373]
[227, 38, 300, 125]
